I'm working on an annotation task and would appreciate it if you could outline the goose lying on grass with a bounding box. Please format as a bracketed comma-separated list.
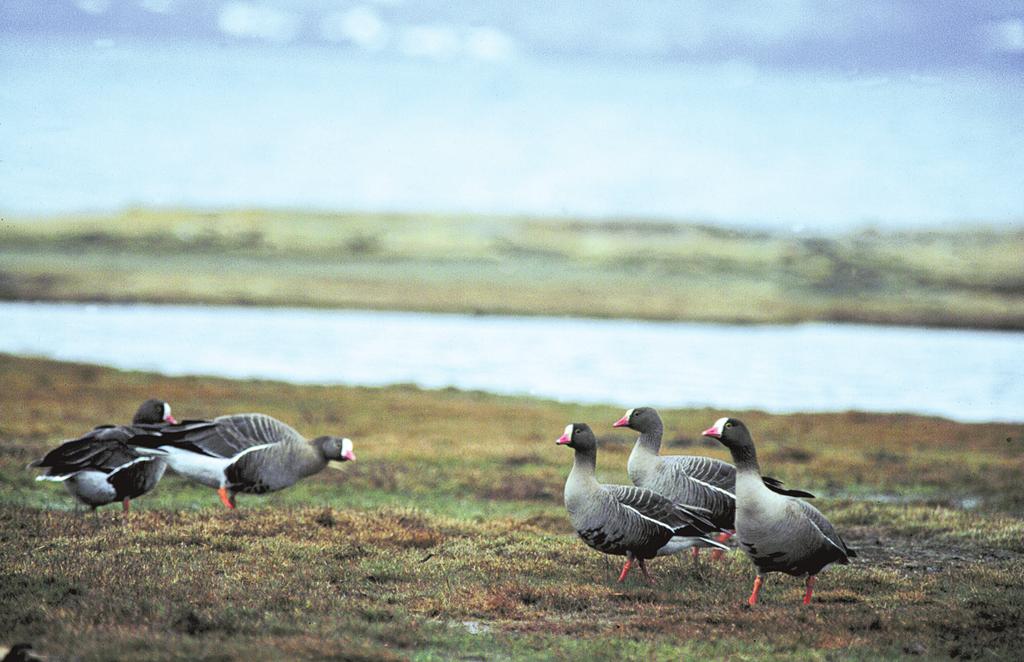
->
[29, 399, 204, 511]
[614, 407, 815, 559]
[558, 423, 726, 584]
[133, 413, 355, 509]
[702, 417, 856, 606]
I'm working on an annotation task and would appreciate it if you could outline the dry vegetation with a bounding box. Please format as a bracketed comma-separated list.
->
[2, 209, 1023, 329]
[1, 354, 1022, 660]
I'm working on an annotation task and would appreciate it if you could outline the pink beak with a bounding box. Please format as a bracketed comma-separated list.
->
[164, 414, 178, 424]
[612, 415, 629, 428]
[556, 434, 571, 445]
[342, 450, 356, 462]
[702, 425, 722, 439]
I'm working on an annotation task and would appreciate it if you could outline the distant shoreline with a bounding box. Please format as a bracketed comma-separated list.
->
[2, 209, 1022, 331]
[2, 294, 1024, 332]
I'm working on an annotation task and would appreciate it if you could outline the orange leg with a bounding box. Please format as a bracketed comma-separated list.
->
[122, 498, 131, 513]
[691, 546, 700, 560]
[637, 557, 656, 585]
[803, 575, 816, 605]
[614, 561, 630, 586]
[710, 531, 734, 560]
[748, 575, 764, 606]
[218, 486, 236, 510]
[617, 558, 633, 582]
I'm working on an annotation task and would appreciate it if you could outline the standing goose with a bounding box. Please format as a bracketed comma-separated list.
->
[29, 399, 193, 511]
[614, 407, 815, 557]
[133, 413, 355, 509]
[702, 417, 856, 606]
[557, 423, 726, 583]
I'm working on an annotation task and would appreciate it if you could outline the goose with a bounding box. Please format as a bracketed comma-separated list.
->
[702, 417, 856, 606]
[133, 413, 355, 509]
[557, 423, 727, 583]
[614, 407, 816, 558]
[29, 399, 192, 511]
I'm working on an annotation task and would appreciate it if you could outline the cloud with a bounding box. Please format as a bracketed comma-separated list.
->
[398, 24, 460, 60]
[74, 0, 111, 14]
[465, 27, 516, 62]
[983, 18, 1024, 52]
[393, 24, 517, 62]
[217, 2, 300, 44]
[320, 6, 389, 51]
[138, 0, 178, 14]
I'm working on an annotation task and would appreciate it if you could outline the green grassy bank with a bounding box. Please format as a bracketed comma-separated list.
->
[1, 355, 1022, 659]
[2, 209, 1023, 328]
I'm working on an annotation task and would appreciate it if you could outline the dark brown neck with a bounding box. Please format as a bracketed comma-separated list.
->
[728, 443, 760, 473]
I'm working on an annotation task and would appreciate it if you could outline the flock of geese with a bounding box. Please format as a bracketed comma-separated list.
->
[30, 400, 855, 606]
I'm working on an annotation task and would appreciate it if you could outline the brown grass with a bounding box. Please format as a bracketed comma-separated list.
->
[1, 354, 1023, 659]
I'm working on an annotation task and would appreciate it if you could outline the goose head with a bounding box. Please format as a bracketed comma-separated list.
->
[315, 436, 356, 462]
[612, 406, 661, 433]
[556, 423, 597, 452]
[133, 399, 177, 424]
[702, 416, 754, 450]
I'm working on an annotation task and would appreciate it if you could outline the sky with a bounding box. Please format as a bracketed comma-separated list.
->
[2, 1, 1023, 229]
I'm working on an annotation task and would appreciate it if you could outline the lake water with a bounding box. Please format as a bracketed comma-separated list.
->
[1, 301, 1021, 423]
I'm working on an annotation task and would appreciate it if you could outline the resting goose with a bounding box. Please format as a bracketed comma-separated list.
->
[133, 413, 355, 509]
[29, 399, 191, 511]
[557, 423, 726, 583]
[703, 417, 856, 606]
[614, 407, 815, 558]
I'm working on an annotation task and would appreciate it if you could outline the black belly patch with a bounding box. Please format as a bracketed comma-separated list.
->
[578, 528, 625, 553]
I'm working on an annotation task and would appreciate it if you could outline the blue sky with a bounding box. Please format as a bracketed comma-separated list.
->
[2, 1, 1023, 228]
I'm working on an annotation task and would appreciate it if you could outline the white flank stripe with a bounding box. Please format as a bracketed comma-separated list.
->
[807, 518, 845, 553]
[688, 476, 737, 500]
[233, 442, 276, 460]
[133, 447, 169, 456]
[36, 473, 74, 482]
[619, 503, 676, 535]
[108, 456, 154, 475]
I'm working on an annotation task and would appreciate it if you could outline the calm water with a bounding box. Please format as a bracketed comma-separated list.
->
[1, 302, 1021, 423]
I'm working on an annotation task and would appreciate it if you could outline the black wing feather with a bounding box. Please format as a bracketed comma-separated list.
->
[762, 475, 816, 498]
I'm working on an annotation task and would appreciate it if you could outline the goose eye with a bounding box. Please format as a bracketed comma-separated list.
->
[725, 422, 733, 428]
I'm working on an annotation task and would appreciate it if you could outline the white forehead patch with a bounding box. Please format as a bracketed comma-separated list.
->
[342, 438, 353, 454]
[163, 403, 172, 419]
[712, 417, 729, 432]
[563, 423, 574, 438]
[625, 408, 634, 418]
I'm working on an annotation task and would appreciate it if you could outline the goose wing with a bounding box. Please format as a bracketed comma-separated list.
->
[669, 455, 736, 491]
[763, 476, 816, 498]
[30, 426, 142, 475]
[31, 420, 216, 475]
[150, 414, 304, 458]
[796, 499, 856, 559]
[651, 460, 736, 528]
[604, 484, 719, 536]
[670, 454, 816, 499]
